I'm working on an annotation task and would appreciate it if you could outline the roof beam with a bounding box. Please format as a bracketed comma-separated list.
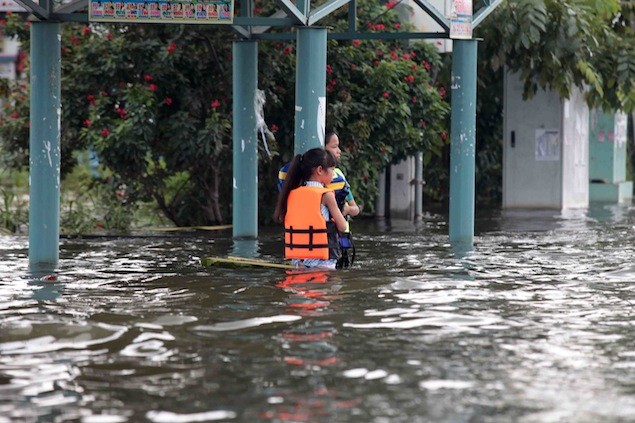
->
[233, 16, 296, 27]
[308, 0, 351, 26]
[274, 0, 307, 25]
[251, 31, 449, 41]
[473, 0, 503, 28]
[54, 0, 87, 14]
[232, 25, 251, 38]
[12, 0, 49, 19]
[412, 0, 449, 32]
[250, 10, 288, 34]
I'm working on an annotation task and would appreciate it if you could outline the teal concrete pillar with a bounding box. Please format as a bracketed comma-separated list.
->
[589, 110, 632, 202]
[294, 27, 327, 155]
[29, 22, 61, 271]
[232, 40, 259, 238]
[449, 39, 478, 245]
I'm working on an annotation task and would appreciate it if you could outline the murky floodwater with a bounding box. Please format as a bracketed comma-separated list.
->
[1, 204, 635, 423]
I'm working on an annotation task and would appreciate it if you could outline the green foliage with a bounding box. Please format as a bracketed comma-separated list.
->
[478, 0, 635, 112]
[471, 0, 635, 207]
[0, 166, 28, 234]
[1, 21, 235, 227]
[59, 162, 136, 234]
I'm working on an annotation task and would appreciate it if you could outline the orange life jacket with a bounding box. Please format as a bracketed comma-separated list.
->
[284, 186, 339, 260]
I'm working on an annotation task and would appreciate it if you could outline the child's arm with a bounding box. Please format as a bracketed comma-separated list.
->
[323, 191, 348, 232]
[343, 200, 360, 217]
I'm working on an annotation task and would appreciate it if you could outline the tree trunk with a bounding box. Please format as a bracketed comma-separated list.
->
[198, 166, 224, 225]
[154, 193, 181, 226]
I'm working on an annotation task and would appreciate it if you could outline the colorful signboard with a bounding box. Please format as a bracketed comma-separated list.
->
[89, 0, 234, 24]
[449, 0, 472, 39]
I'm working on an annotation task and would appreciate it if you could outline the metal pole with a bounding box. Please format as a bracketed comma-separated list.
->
[449, 39, 478, 245]
[375, 168, 386, 217]
[414, 152, 423, 219]
[232, 40, 259, 239]
[294, 27, 327, 154]
[29, 22, 61, 271]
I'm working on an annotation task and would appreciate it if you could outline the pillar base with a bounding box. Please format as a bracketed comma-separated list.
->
[589, 181, 633, 203]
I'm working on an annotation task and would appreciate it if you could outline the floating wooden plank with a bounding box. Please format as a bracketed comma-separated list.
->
[137, 225, 233, 232]
[201, 255, 296, 269]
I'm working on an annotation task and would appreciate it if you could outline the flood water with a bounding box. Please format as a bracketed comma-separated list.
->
[1, 204, 635, 422]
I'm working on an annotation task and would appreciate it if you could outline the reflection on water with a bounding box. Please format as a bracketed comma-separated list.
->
[1, 205, 635, 422]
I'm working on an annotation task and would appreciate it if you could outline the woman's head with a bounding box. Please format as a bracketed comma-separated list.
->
[324, 130, 341, 162]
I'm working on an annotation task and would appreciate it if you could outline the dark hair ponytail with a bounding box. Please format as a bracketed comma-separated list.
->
[273, 148, 336, 223]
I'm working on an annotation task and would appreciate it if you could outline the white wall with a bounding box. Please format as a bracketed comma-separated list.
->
[503, 71, 590, 209]
[503, 72, 563, 208]
[389, 157, 415, 220]
[561, 88, 589, 208]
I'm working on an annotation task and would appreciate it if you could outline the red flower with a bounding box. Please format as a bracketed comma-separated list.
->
[164, 97, 173, 106]
[283, 46, 292, 55]
[375, 23, 385, 31]
[350, 64, 358, 71]
[423, 61, 431, 71]
[404, 74, 415, 83]
[410, 51, 416, 59]
[382, 91, 390, 99]
[419, 120, 426, 127]
[0, 19, 6, 26]
[439, 87, 446, 98]
[352, 40, 361, 47]
[393, 22, 401, 29]
[84, 118, 91, 127]
[106, 33, 113, 40]
[10, 111, 19, 119]
[70, 35, 80, 45]
[86, 94, 95, 105]
[144, 74, 152, 82]
[148, 83, 158, 91]
[411, 96, 417, 103]
[390, 51, 398, 61]
[402, 53, 410, 60]
[83, 26, 91, 36]
[373, 60, 381, 67]
[211, 99, 221, 109]
[386, 1, 397, 9]
[441, 131, 448, 141]
[167, 41, 176, 54]
[326, 64, 333, 74]
[270, 124, 279, 132]
[101, 128, 110, 137]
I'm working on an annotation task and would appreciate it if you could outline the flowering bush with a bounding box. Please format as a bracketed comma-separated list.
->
[259, 0, 450, 212]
